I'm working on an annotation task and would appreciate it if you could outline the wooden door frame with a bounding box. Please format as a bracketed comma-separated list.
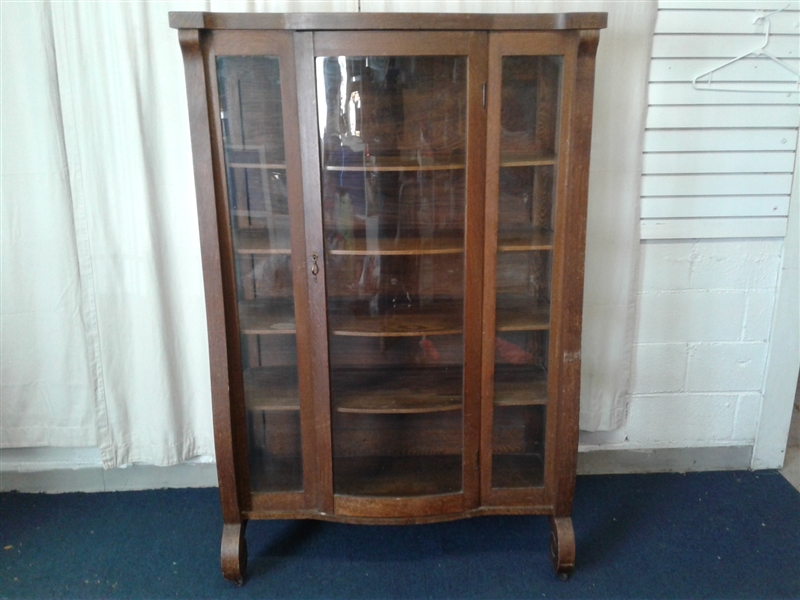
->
[480, 30, 586, 510]
[309, 30, 488, 518]
[190, 29, 318, 518]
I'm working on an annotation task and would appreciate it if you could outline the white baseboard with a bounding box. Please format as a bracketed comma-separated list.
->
[0, 463, 218, 493]
[577, 445, 753, 475]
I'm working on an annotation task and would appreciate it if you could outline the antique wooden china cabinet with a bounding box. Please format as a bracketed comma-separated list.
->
[170, 11, 606, 584]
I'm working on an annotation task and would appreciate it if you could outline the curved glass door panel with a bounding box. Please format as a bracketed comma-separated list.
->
[492, 55, 562, 490]
[316, 55, 468, 497]
[217, 56, 303, 493]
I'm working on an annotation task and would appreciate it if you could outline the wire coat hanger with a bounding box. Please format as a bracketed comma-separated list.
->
[692, 6, 800, 94]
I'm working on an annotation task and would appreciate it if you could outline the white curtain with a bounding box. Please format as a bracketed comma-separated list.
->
[0, 0, 653, 467]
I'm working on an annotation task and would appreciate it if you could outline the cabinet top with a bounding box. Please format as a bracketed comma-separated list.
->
[168, 12, 607, 32]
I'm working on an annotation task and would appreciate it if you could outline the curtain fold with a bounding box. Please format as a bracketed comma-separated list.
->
[1, 3, 98, 449]
[565, 1, 656, 431]
[0, 0, 653, 467]
[47, 1, 216, 466]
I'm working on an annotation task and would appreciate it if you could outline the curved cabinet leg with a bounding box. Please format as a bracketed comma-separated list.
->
[221, 521, 248, 585]
[549, 516, 575, 580]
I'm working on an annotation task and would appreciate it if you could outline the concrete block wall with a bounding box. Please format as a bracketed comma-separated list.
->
[625, 239, 784, 448]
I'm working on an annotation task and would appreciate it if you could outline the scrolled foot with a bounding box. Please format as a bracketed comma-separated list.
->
[549, 516, 575, 579]
[221, 521, 248, 585]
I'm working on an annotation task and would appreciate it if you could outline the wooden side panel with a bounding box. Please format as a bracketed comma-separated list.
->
[551, 30, 600, 517]
[178, 29, 248, 523]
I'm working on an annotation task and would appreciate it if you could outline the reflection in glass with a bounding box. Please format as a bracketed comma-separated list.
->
[316, 55, 468, 497]
[217, 56, 303, 493]
[492, 56, 562, 489]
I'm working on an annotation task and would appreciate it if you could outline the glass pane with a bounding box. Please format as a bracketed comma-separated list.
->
[316, 55, 468, 497]
[492, 55, 562, 489]
[217, 56, 303, 493]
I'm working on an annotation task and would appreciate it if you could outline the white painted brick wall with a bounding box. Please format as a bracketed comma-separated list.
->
[743, 290, 777, 341]
[685, 342, 769, 392]
[621, 239, 784, 448]
[627, 394, 738, 445]
[732, 393, 762, 441]
[637, 290, 748, 342]
[630, 343, 687, 394]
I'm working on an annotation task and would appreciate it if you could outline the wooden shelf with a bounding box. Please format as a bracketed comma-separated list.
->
[499, 152, 557, 168]
[328, 235, 463, 256]
[244, 367, 300, 411]
[248, 453, 303, 493]
[496, 297, 550, 331]
[332, 367, 462, 414]
[239, 300, 296, 335]
[334, 455, 462, 497]
[329, 302, 462, 337]
[498, 227, 554, 251]
[224, 145, 286, 170]
[245, 365, 466, 413]
[325, 155, 465, 172]
[234, 228, 292, 255]
[227, 162, 286, 170]
[492, 453, 544, 489]
[494, 365, 548, 406]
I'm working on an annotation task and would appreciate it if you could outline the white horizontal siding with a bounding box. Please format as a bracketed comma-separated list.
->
[641, 217, 788, 239]
[643, 151, 795, 174]
[649, 83, 798, 105]
[655, 9, 799, 35]
[647, 105, 800, 129]
[641, 196, 790, 219]
[650, 58, 800, 83]
[642, 173, 794, 196]
[660, 1, 798, 10]
[652, 35, 799, 59]
[644, 129, 797, 152]
[641, 1, 799, 240]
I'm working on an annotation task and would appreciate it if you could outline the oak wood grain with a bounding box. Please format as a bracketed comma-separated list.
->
[239, 300, 296, 334]
[329, 301, 463, 337]
[551, 30, 599, 518]
[178, 28, 249, 525]
[244, 367, 300, 411]
[170, 12, 608, 32]
[326, 235, 463, 256]
[494, 365, 548, 406]
[332, 366, 462, 414]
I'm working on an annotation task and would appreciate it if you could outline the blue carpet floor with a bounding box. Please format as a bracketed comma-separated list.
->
[1, 470, 798, 599]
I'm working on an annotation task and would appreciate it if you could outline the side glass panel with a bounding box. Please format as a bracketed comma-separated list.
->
[492, 56, 562, 489]
[316, 56, 467, 497]
[217, 56, 303, 493]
